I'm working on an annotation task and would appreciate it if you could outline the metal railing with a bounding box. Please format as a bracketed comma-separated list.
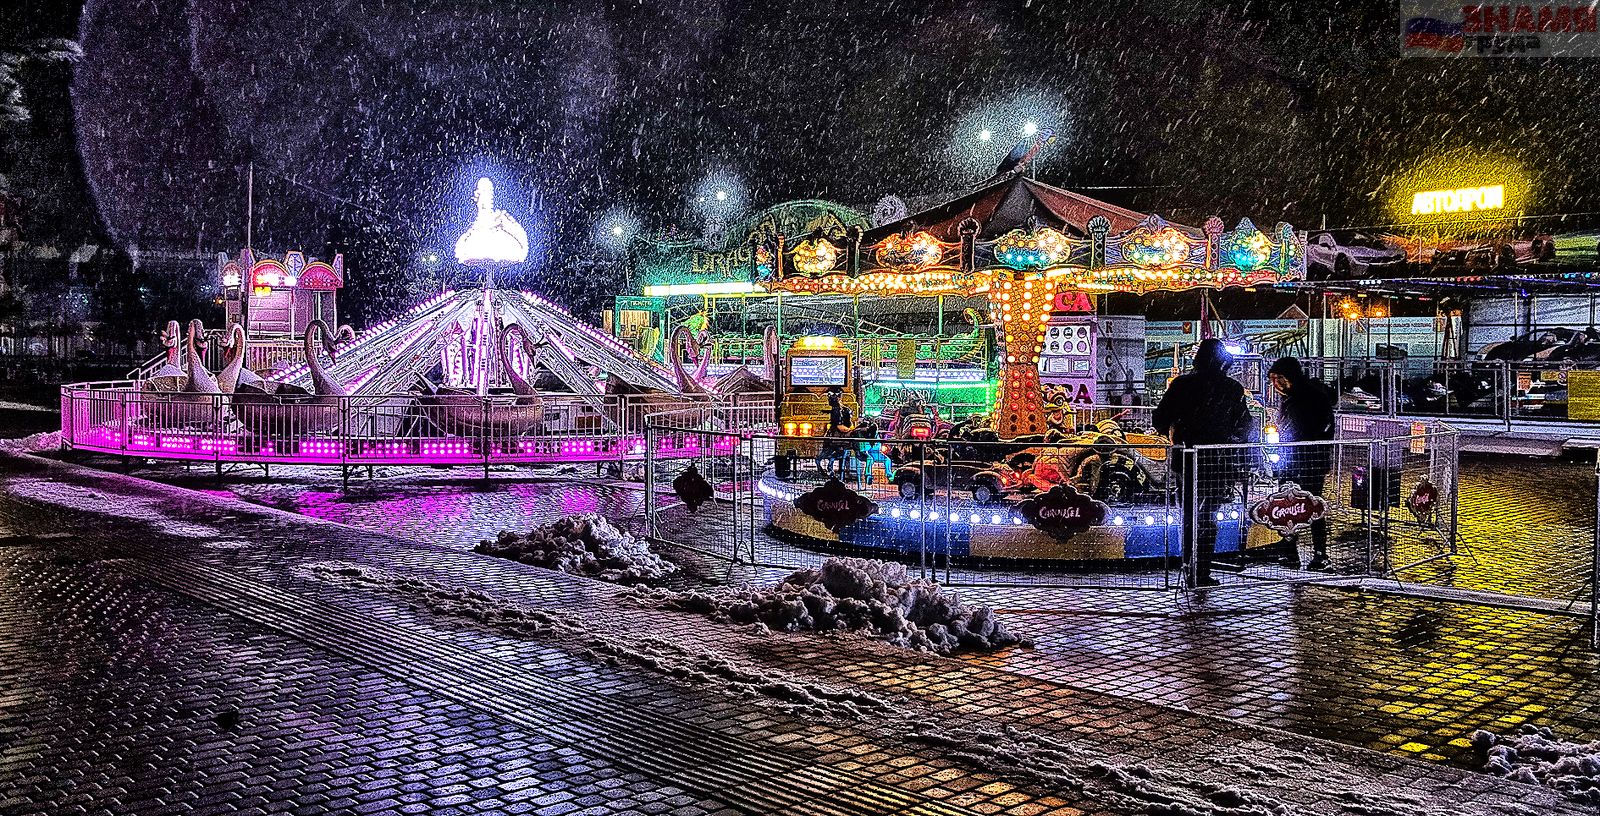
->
[1226, 356, 1599, 426]
[60, 381, 767, 472]
[643, 410, 1462, 592]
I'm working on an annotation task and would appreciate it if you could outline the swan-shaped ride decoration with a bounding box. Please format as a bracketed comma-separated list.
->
[422, 322, 545, 435]
[218, 323, 266, 394]
[232, 320, 353, 436]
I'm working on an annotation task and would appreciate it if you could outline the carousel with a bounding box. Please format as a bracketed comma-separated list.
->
[59, 178, 755, 471]
[739, 161, 1308, 561]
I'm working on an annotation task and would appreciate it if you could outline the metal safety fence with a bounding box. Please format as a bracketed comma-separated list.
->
[1178, 427, 1459, 591]
[59, 382, 759, 474]
[643, 407, 1465, 593]
[1231, 356, 1600, 426]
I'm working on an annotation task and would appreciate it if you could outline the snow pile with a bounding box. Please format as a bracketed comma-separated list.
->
[1476, 726, 1600, 804]
[634, 557, 1023, 655]
[475, 514, 679, 585]
[0, 431, 62, 453]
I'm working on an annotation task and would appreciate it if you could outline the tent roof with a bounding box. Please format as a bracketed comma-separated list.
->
[862, 175, 1167, 243]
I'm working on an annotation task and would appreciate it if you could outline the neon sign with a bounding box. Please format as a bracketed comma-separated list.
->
[1410, 184, 1505, 216]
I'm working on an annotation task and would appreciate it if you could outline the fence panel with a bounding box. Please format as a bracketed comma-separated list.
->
[1182, 439, 1380, 588]
[645, 424, 749, 565]
[1373, 430, 1460, 577]
[928, 437, 1181, 589]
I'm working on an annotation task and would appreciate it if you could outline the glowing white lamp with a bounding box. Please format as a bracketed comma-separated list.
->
[454, 177, 529, 267]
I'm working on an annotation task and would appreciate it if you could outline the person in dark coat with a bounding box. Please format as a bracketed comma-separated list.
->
[1152, 339, 1253, 587]
[1268, 356, 1337, 570]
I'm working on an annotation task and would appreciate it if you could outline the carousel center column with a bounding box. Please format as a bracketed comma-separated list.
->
[989, 273, 1060, 438]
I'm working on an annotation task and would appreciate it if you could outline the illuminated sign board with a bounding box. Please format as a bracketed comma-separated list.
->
[1050, 291, 1096, 313]
[790, 356, 848, 386]
[1410, 184, 1505, 216]
[641, 281, 759, 297]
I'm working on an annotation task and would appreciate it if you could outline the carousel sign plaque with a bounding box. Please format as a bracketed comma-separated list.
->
[1018, 485, 1108, 538]
[795, 478, 879, 532]
[1250, 484, 1328, 536]
[672, 463, 716, 513]
[1408, 479, 1440, 526]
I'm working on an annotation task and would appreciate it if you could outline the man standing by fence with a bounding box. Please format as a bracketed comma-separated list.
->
[1154, 339, 1253, 587]
[1268, 356, 1337, 570]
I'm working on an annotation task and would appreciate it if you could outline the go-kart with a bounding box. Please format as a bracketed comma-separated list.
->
[1001, 419, 1169, 503]
[891, 456, 1017, 503]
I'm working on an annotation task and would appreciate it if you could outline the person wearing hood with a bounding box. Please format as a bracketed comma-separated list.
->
[1268, 356, 1337, 570]
[1153, 339, 1253, 587]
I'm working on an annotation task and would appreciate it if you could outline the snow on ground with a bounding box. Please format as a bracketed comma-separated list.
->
[4, 476, 226, 541]
[475, 514, 679, 585]
[299, 557, 1502, 816]
[627, 556, 1025, 656]
[298, 559, 887, 719]
[0, 431, 62, 452]
[300, 561, 582, 636]
[0, 400, 54, 412]
[1476, 726, 1600, 805]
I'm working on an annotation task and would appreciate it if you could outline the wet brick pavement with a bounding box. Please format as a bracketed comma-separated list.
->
[0, 451, 1589, 814]
[125, 451, 1600, 771]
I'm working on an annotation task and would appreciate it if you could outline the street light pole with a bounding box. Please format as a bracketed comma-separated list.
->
[245, 159, 253, 253]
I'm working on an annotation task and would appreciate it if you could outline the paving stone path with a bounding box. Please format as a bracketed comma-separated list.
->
[0, 451, 1587, 815]
[145, 454, 1600, 768]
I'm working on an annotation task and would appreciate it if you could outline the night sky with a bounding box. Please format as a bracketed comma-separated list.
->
[10, 0, 1600, 321]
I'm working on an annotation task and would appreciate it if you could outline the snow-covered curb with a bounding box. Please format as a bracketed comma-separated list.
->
[626, 557, 1026, 656]
[1476, 726, 1600, 804]
[475, 514, 679, 585]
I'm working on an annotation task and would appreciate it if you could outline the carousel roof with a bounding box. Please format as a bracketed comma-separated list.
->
[273, 287, 682, 398]
[863, 174, 1163, 243]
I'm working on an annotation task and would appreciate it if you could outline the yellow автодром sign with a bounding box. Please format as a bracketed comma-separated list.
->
[1410, 185, 1505, 216]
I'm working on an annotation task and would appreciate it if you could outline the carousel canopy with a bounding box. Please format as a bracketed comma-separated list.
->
[863, 174, 1168, 244]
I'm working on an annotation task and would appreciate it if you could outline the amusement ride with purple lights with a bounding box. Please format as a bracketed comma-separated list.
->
[59, 178, 755, 471]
